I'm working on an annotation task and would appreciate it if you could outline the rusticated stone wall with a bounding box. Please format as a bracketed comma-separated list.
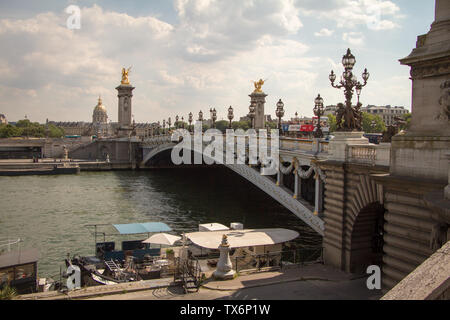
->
[320, 161, 388, 275]
[373, 175, 446, 291]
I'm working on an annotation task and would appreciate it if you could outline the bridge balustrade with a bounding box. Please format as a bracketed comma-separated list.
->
[347, 143, 390, 166]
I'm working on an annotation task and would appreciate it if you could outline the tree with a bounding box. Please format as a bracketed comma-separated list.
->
[0, 124, 22, 138]
[214, 120, 229, 133]
[327, 114, 337, 133]
[399, 113, 412, 131]
[232, 120, 251, 131]
[265, 121, 277, 130]
[48, 124, 65, 138]
[361, 112, 386, 133]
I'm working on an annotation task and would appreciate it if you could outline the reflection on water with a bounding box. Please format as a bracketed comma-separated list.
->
[0, 167, 321, 278]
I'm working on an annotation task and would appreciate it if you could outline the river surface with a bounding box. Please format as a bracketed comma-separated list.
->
[0, 167, 321, 278]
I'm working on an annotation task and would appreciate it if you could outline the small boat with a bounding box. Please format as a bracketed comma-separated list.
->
[0, 238, 57, 294]
[64, 222, 176, 287]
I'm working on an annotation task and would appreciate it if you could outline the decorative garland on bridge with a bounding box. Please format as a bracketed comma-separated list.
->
[279, 162, 294, 175]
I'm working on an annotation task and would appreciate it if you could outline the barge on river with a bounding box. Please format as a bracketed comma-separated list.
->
[66, 222, 179, 287]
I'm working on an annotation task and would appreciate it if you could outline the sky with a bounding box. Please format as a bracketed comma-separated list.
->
[0, 0, 436, 123]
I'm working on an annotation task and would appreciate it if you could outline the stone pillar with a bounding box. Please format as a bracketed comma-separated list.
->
[293, 173, 299, 199]
[276, 169, 283, 186]
[213, 235, 236, 280]
[314, 173, 323, 216]
[116, 83, 135, 137]
[377, 0, 450, 292]
[445, 153, 450, 200]
[249, 91, 267, 130]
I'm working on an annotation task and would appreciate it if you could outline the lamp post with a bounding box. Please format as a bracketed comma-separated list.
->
[313, 94, 325, 138]
[181, 116, 184, 129]
[210, 108, 217, 129]
[175, 115, 179, 129]
[329, 48, 369, 131]
[162, 119, 166, 134]
[188, 112, 193, 132]
[227, 106, 234, 129]
[276, 99, 285, 135]
[168, 117, 171, 132]
[198, 110, 203, 122]
[248, 102, 256, 129]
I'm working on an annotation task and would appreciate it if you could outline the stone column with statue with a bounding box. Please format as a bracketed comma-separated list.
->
[249, 79, 267, 130]
[116, 67, 135, 137]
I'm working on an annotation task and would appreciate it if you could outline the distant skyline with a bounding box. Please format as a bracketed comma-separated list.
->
[0, 0, 435, 123]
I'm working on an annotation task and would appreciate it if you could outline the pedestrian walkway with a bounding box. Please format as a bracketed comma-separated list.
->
[201, 263, 357, 291]
[17, 263, 369, 300]
[18, 277, 176, 300]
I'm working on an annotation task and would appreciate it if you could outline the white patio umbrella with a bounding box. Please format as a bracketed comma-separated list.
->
[142, 233, 182, 246]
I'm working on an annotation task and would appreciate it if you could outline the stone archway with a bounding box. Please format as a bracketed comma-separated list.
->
[349, 202, 385, 274]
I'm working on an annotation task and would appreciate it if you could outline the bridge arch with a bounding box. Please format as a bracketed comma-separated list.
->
[140, 142, 325, 236]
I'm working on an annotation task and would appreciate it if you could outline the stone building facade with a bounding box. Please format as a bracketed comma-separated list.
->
[362, 105, 409, 126]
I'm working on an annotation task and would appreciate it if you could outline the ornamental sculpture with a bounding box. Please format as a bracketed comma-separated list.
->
[253, 79, 266, 93]
[121, 67, 132, 85]
[329, 49, 369, 131]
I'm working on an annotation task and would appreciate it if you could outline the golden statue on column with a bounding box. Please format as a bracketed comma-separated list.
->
[253, 79, 266, 93]
[121, 67, 132, 85]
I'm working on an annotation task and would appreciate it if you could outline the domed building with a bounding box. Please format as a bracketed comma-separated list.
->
[92, 96, 109, 138]
[92, 96, 108, 124]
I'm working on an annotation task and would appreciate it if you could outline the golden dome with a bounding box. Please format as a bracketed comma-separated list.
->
[93, 96, 108, 124]
[94, 96, 107, 113]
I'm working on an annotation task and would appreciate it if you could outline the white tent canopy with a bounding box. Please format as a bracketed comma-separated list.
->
[142, 233, 182, 246]
[185, 228, 299, 249]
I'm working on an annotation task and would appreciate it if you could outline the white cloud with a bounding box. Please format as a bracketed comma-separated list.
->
[299, 0, 402, 31]
[343, 31, 365, 46]
[0, 2, 325, 122]
[314, 28, 334, 37]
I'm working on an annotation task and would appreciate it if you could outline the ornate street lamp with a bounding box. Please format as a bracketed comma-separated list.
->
[276, 99, 285, 135]
[313, 94, 325, 138]
[188, 112, 193, 132]
[198, 110, 203, 122]
[181, 116, 184, 129]
[248, 102, 256, 129]
[210, 108, 217, 128]
[175, 115, 179, 129]
[329, 48, 369, 131]
[227, 106, 234, 129]
[162, 119, 166, 134]
[168, 117, 171, 132]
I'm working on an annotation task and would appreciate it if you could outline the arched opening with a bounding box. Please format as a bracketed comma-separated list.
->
[349, 202, 385, 274]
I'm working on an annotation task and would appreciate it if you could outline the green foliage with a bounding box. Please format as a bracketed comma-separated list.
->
[48, 124, 65, 138]
[327, 114, 337, 133]
[0, 120, 64, 138]
[0, 285, 17, 300]
[362, 112, 386, 133]
[231, 120, 251, 131]
[399, 113, 411, 131]
[0, 124, 22, 138]
[265, 121, 277, 129]
[165, 248, 174, 254]
[214, 120, 229, 133]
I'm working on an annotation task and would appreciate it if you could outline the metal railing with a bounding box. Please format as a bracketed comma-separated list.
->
[234, 246, 323, 273]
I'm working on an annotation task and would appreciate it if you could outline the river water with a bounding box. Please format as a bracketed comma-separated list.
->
[0, 167, 321, 278]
